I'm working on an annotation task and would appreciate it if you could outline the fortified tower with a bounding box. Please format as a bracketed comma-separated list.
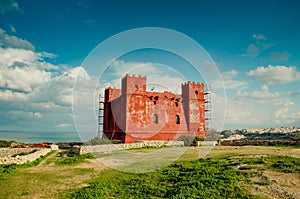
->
[181, 82, 206, 138]
[103, 74, 207, 143]
[121, 74, 146, 95]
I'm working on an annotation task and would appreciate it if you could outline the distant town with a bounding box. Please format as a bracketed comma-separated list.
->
[219, 126, 300, 146]
[223, 126, 300, 135]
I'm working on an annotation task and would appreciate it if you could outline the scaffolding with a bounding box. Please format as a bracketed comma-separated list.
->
[204, 84, 212, 132]
[98, 94, 104, 137]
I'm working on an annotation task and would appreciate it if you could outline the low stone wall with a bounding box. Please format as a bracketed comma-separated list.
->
[74, 140, 184, 155]
[0, 148, 51, 165]
[0, 148, 36, 157]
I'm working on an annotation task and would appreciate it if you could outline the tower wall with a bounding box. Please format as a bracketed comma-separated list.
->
[181, 82, 206, 138]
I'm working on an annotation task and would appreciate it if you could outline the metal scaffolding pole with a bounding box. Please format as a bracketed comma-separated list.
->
[98, 94, 104, 137]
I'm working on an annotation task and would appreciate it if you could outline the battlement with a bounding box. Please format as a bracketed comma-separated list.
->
[181, 81, 204, 87]
[122, 73, 147, 80]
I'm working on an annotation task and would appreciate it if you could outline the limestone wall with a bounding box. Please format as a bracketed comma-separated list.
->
[0, 148, 35, 157]
[74, 140, 184, 155]
[0, 148, 51, 165]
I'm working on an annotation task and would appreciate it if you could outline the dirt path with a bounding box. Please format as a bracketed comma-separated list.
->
[250, 170, 300, 199]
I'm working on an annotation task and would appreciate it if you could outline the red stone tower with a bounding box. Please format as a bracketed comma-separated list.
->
[103, 74, 206, 143]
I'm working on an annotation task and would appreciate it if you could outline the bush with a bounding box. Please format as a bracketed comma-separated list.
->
[84, 137, 115, 145]
[0, 140, 14, 148]
[177, 135, 204, 146]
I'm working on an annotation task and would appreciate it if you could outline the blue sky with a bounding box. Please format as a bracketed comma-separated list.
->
[0, 0, 300, 136]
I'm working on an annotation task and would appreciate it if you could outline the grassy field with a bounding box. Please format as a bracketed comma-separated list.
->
[0, 146, 299, 198]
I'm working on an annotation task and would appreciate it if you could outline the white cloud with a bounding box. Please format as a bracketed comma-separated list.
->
[0, 90, 27, 101]
[247, 65, 300, 84]
[56, 123, 72, 128]
[235, 88, 280, 102]
[0, 47, 58, 69]
[224, 100, 266, 128]
[0, 29, 97, 131]
[213, 70, 247, 90]
[0, 0, 21, 14]
[253, 34, 266, 40]
[0, 66, 51, 93]
[241, 33, 272, 57]
[224, 80, 248, 90]
[273, 100, 298, 124]
[0, 47, 60, 93]
[269, 51, 291, 61]
[0, 29, 34, 50]
[0, 65, 93, 131]
[8, 111, 42, 120]
[102, 60, 186, 94]
[244, 44, 260, 57]
[225, 90, 300, 128]
[9, 25, 16, 33]
[221, 70, 238, 80]
[31, 66, 93, 107]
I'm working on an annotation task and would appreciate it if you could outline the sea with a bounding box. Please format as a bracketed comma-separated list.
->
[0, 131, 96, 143]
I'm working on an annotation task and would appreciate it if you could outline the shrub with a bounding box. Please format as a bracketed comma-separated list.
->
[177, 135, 204, 146]
[84, 137, 116, 145]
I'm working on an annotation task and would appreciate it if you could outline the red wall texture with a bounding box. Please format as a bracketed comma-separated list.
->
[103, 74, 206, 143]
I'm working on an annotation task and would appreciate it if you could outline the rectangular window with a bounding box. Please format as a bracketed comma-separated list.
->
[176, 115, 180, 124]
[153, 114, 158, 124]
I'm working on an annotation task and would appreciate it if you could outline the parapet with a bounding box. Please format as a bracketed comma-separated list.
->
[181, 81, 204, 87]
[122, 73, 147, 80]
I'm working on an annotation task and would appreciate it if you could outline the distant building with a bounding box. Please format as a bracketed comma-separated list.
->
[103, 74, 207, 143]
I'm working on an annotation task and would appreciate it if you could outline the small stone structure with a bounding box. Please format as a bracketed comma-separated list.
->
[0, 148, 51, 165]
[50, 144, 59, 150]
[73, 140, 184, 155]
[196, 141, 217, 147]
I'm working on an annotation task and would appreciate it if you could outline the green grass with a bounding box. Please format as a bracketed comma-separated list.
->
[55, 153, 95, 165]
[235, 155, 300, 173]
[126, 145, 166, 150]
[70, 151, 300, 198]
[71, 158, 258, 199]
